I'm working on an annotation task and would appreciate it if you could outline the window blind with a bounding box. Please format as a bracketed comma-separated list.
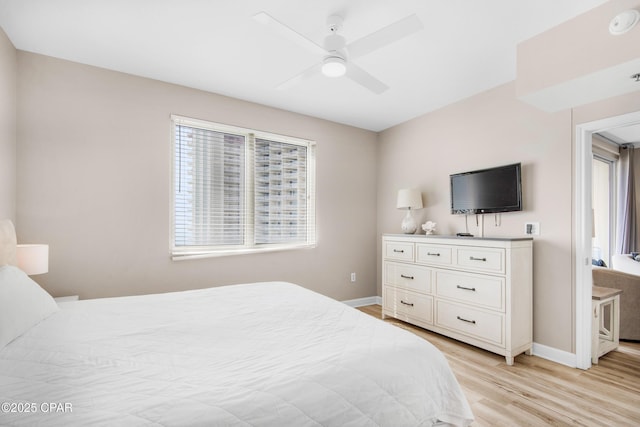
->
[171, 115, 316, 258]
[255, 138, 309, 244]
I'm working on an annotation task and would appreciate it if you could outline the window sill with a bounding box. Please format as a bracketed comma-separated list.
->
[171, 243, 316, 261]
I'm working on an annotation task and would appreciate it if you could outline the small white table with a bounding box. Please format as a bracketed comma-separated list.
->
[591, 286, 623, 364]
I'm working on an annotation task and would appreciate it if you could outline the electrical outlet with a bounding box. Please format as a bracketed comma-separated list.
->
[524, 222, 540, 236]
[350, 272, 356, 282]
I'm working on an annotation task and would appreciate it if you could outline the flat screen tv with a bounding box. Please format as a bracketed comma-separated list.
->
[450, 163, 522, 214]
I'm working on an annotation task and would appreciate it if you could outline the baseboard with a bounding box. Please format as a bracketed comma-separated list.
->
[342, 296, 382, 308]
[342, 301, 580, 368]
[531, 342, 577, 368]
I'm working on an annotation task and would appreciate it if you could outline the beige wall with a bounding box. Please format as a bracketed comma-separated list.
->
[517, 0, 640, 98]
[377, 82, 575, 351]
[16, 52, 378, 301]
[0, 28, 16, 221]
[8, 0, 640, 356]
[377, 1, 640, 354]
[377, 87, 640, 354]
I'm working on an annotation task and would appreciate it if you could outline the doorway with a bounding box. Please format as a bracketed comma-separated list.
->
[575, 110, 640, 370]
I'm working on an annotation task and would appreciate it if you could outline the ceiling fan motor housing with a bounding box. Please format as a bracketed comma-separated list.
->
[322, 27, 347, 78]
[324, 14, 346, 56]
[326, 15, 343, 32]
[324, 33, 346, 53]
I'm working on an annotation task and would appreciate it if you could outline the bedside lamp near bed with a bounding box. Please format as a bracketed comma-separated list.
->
[16, 244, 49, 276]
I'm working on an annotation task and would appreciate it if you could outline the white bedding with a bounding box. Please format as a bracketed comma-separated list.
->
[0, 282, 473, 426]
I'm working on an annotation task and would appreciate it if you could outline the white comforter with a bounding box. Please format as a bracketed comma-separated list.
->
[0, 282, 473, 426]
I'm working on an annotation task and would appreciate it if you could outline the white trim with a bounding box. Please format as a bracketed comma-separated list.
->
[575, 125, 593, 370]
[54, 295, 80, 303]
[171, 243, 316, 261]
[575, 110, 640, 370]
[531, 342, 577, 368]
[171, 114, 315, 147]
[346, 302, 580, 367]
[342, 296, 382, 308]
[346, 297, 580, 366]
[170, 114, 317, 258]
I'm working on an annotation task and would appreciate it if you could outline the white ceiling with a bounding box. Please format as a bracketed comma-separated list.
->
[599, 123, 640, 146]
[0, 0, 609, 131]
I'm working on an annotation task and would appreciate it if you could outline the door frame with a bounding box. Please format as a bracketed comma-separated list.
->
[575, 110, 640, 369]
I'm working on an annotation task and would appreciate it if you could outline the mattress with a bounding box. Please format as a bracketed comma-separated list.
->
[0, 282, 473, 426]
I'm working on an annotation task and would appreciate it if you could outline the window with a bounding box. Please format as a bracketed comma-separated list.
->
[592, 155, 614, 265]
[171, 115, 316, 259]
[592, 137, 618, 267]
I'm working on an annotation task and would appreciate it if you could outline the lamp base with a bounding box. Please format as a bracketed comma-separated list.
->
[401, 210, 417, 234]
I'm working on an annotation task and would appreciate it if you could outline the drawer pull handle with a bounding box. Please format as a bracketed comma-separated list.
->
[469, 256, 487, 262]
[400, 274, 415, 280]
[457, 316, 476, 324]
[393, 249, 405, 253]
[456, 285, 476, 292]
[400, 300, 414, 307]
[427, 252, 440, 256]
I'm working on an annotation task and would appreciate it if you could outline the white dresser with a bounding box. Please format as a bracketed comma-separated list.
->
[382, 234, 533, 365]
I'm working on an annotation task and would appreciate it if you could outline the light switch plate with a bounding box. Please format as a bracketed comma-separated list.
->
[524, 222, 540, 236]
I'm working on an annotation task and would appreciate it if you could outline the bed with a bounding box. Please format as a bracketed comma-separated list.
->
[0, 220, 473, 426]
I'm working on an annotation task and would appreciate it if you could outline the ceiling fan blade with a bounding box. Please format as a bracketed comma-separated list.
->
[276, 63, 323, 90]
[253, 12, 326, 56]
[345, 63, 389, 94]
[347, 14, 423, 59]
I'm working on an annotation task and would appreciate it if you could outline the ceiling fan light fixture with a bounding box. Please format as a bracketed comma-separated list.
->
[322, 56, 346, 77]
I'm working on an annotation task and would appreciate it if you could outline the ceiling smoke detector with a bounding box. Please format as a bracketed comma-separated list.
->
[609, 9, 640, 35]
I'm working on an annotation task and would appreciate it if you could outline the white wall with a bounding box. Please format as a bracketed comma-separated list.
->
[0, 28, 16, 221]
[16, 52, 379, 302]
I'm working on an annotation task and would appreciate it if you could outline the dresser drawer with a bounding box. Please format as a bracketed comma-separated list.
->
[383, 287, 433, 324]
[435, 271, 505, 311]
[385, 262, 432, 294]
[416, 244, 453, 266]
[436, 300, 504, 346]
[382, 234, 532, 366]
[384, 241, 414, 261]
[456, 247, 504, 273]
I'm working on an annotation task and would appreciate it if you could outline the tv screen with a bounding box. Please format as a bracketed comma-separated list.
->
[450, 163, 522, 214]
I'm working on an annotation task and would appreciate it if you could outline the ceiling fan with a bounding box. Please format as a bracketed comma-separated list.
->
[253, 11, 423, 94]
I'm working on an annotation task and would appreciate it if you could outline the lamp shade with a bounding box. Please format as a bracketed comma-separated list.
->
[16, 244, 49, 275]
[397, 188, 423, 210]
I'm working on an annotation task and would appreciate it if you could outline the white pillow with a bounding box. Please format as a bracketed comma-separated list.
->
[0, 265, 59, 349]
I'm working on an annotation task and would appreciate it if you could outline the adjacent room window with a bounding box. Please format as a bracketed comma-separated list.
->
[592, 155, 615, 265]
[592, 136, 618, 267]
[171, 115, 316, 259]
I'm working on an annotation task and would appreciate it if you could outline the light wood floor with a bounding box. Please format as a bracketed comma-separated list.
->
[357, 305, 640, 426]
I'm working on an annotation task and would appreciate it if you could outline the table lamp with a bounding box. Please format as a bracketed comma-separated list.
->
[397, 188, 423, 234]
[16, 244, 49, 275]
